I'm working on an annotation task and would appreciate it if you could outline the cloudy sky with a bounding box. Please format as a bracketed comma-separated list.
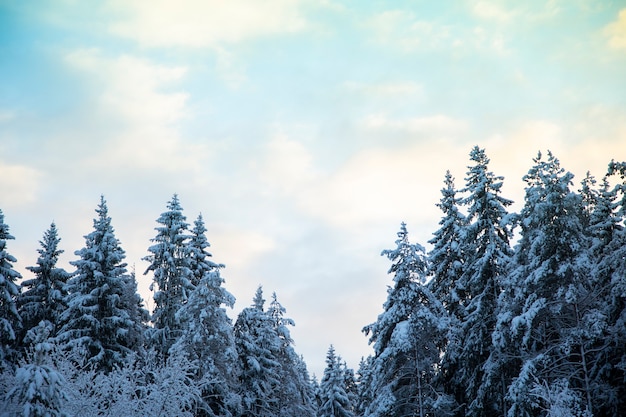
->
[1, 0, 625, 376]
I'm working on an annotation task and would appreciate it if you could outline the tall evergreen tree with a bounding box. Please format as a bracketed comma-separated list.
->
[364, 223, 452, 416]
[428, 170, 466, 319]
[170, 215, 239, 417]
[143, 194, 195, 356]
[500, 152, 597, 416]
[318, 345, 354, 417]
[17, 223, 71, 346]
[455, 146, 514, 417]
[0, 209, 22, 367]
[57, 196, 146, 371]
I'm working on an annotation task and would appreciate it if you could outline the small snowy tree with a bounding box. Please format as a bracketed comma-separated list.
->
[17, 223, 71, 349]
[8, 321, 68, 417]
[144, 194, 194, 356]
[318, 345, 354, 417]
[234, 287, 282, 417]
[267, 292, 316, 417]
[0, 209, 22, 367]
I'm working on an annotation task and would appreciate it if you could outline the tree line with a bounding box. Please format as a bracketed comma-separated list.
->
[1, 146, 625, 416]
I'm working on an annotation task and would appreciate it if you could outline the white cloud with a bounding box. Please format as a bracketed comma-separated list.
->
[469, 0, 560, 23]
[365, 10, 451, 52]
[296, 142, 469, 236]
[260, 132, 317, 193]
[471, 1, 515, 22]
[343, 81, 423, 97]
[107, 0, 309, 48]
[0, 162, 41, 207]
[364, 114, 468, 135]
[604, 8, 626, 49]
[64, 49, 211, 174]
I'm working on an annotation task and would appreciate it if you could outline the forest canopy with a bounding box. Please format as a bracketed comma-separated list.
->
[1, 146, 625, 417]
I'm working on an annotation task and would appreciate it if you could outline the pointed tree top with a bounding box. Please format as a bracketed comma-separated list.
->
[253, 285, 265, 311]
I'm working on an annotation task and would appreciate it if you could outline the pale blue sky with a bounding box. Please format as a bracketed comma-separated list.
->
[1, 0, 625, 376]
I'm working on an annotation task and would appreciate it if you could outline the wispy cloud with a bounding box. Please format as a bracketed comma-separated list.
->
[64, 49, 211, 175]
[0, 162, 41, 208]
[343, 81, 423, 97]
[604, 8, 626, 49]
[363, 114, 468, 135]
[107, 0, 309, 48]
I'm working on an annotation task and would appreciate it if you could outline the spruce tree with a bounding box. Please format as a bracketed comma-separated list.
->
[57, 196, 146, 371]
[267, 292, 316, 417]
[144, 194, 194, 356]
[17, 223, 71, 346]
[0, 209, 22, 367]
[364, 223, 452, 416]
[318, 345, 354, 417]
[170, 215, 239, 417]
[502, 152, 596, 415]
[8, 321, 68, 417]
[234, 287, 282, 417]
[453, 146, 514, 417]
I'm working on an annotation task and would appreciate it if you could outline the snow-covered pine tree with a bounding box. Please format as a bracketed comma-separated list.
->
[8, 321, 68, 417]
[589, 161, 626, 415]
[267, 292, 317, 417]
[17, 223, 71, 349]
[318, 345, 354, 417]
[363, 222, 452, 417]
[57, 196, 146, 372]
[454, 146, 514, 417]
[187, 214, 223, 288]
[144, 194, 195, 356]
[355, 356, 374, 416]
[502, 152, 597, 416]
[426, 170, 466, 410]
[234, 286, 282, 417]
[0, 208, 22, 368]
[428, 170, 466, 319]
[169, 214, 239, 417]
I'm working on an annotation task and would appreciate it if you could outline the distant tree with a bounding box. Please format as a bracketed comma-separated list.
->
[170, 215, 239, 417]
[17, 223, 71, 347]
[355, 356, 374, 416]
[57, 196, 146, 372]
[234, 287, 281, 417]
[143, 194, 194, 356]
[267, 292, 316, 417]
[0, 208, 22, 367]
[318, 345, 354, 417]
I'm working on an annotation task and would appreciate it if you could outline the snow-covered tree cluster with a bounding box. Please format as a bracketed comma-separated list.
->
[360, 147, 626, 417]
[1, 147, 625, 417]
[0, 195, 317, 417]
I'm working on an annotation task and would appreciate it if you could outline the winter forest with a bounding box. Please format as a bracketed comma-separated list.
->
[1, 146, 626, 417]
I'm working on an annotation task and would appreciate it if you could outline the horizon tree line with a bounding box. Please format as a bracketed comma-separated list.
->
[1, 145, 625, 416]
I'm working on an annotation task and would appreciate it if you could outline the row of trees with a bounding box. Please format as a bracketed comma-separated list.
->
[1, 146, 625, 416]
[0, 195, 326, 416]
[357, 148, 626, 417]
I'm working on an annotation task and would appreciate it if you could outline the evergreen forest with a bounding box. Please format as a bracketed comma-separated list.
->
[1, 146, 625, 417]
